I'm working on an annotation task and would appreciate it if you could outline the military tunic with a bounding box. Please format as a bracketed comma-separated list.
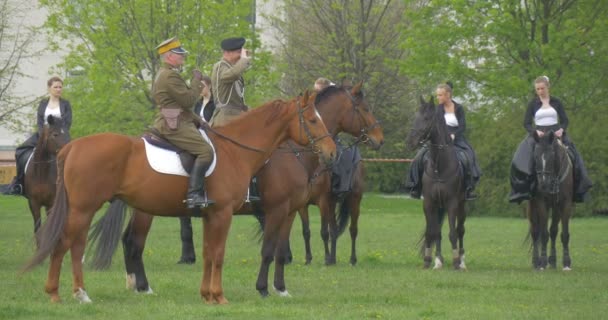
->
[152, 64, 213, 164]
[209, 57, 250, 127]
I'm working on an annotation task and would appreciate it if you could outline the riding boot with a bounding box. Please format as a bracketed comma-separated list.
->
[5, 174, 24, 195]
[406, 147, 426, 199]
[185, 159, 215, 209]
[177, 217, 196, 264]
[464, 165, 478, 201]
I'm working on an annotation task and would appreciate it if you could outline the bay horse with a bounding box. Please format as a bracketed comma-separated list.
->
[24, 116, 70, 235]
[295, 156, 365, 266]
[22, 91, 337, 304]
[528, 130, 573, 270]
[91, 83, 382, 298]
[406, 96, 466, 270]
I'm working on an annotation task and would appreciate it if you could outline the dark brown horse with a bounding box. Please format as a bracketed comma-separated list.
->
[528, 130, 573, 270]
[24, 116, 70, 235]
[103, 83, 382, 298]
[406, 96, 466, 270]
[295, 157, 365, 266]
[22, 91, 336, 304]
[251, 84, 382, 297]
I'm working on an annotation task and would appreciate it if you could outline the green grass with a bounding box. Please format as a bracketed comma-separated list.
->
[1, 194, 607, 319]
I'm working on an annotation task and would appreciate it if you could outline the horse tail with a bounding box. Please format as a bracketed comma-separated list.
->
[88, 199, 128, 270]
[336, 195, 351, 237]
[21, 144, 71, 273]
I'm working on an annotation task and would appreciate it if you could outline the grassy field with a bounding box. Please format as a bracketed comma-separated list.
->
[1, 193, 607, 320]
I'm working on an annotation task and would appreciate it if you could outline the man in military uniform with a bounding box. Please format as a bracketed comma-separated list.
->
[209, 37, 251, 127]
[152, 37, 214, 209]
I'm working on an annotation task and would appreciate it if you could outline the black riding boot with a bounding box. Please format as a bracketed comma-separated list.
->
[185, 159, 215, 209]
[5, 174, 24, 195]
[177, 217, 196, 264]
[406, 147, 426, 199]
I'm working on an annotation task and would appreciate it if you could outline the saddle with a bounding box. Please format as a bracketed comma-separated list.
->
[142, 129, 196, 173]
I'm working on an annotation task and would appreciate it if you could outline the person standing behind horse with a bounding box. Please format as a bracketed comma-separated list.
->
[209, 37, 251, 127]
[509, 76, 592, 204]
[194, 76, 216, 123]
[5, 76, 72, 195]
[405, 82, 481, 201]
[152, 37, 214, 209]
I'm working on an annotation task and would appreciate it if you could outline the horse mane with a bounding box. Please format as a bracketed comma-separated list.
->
[314, 85, 346, 105]
[213, 98, 291, 133]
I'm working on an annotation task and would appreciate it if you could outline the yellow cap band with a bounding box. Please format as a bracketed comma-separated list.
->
[157, 40, 181, 55]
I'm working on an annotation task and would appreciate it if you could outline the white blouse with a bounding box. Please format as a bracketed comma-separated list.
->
[534, 107, 558, 126]
[444, 112, 459, 127]
[44, 103, 62, 124]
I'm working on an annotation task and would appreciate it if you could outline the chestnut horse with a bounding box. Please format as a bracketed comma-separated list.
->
[90, 83, 382, 298]
[22, 91, 336, 304]
[528, 130, 573, 270]
[406, 96, 466, 270]
[24, 116, 70, 235]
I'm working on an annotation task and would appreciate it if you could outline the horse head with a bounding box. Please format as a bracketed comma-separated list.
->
[290, 90, 336, 165]
[406, 95, 437, 151]
[533, 130, 564, 194]
[345, 82, 384, 149]
[42, 115, 70, 154]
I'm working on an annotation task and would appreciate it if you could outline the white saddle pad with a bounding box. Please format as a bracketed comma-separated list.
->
[143, 129, 217, 177]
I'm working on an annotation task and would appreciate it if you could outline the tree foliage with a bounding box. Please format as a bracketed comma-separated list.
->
[267, 0, 422, 192]
[400, 0, 608, 215]
[40, 0, 280, 136]
[0, 0, 43, 132]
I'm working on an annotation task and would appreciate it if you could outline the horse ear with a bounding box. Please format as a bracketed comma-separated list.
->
[341, 79, 353, 87]
[47, 115, 54, 126]
[301, 89, 310, 105]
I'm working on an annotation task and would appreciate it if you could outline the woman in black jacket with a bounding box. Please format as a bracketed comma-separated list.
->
[406, 82, 481, 200]
[6, 76, 72, 195]
[509, 76, 592, 203]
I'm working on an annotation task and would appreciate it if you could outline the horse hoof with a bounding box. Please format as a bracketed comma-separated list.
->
[50, 294, 61, 303]
[563, 266, 572, 271]
[215, 295, 229, 304]
[73, 288, 92, 303]
[137, 287, 153, 294]
[433, 257, 443, 270]
[274, 286, 291, 298]
[177, 259, 195, 265]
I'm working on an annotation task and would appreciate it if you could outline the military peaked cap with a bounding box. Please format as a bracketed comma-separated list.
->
[156, 37, 188, 55]
[220, 37, 246, 51]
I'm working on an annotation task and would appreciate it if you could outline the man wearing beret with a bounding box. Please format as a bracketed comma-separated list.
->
[152, 37, 215, 209]
[209, 37, 251, 127]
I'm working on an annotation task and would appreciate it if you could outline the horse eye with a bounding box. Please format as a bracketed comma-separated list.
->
[309, 118, 317, 124]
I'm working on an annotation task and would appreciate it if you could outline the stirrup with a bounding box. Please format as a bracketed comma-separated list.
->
[184, 193, 215, 209]
[10, 184, 23, 195]
[245, 187, 260, 202]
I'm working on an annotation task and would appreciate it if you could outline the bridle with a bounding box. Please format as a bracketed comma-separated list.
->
[535, 137, 571, 195]
[410, 107, 449, 150]
[298, 98, 332, 154]
[341, 89, 381, 146]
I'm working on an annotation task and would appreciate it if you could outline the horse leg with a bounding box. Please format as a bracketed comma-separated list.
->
[447, 206, 461, 270]
[539, 209, 549, 270]
[422, 201, 437, 269]
[528, 202, 540, 269]
[298, 207, 313, 265]
[70, 218, 94, 303]
[255, 206, 283, 297]
[200, 209, 232, 304]
[327, 198, 339, 265]
[122, 210, 154, 293]
[274, 210, 297, 297]
[318, 196, 333, 265]
[457, 202, 466, 270]
[28, 200, 42, 245]
[348, 193, 361, 266]
[178, 217, 196, 264]
[434, 212, 443, 270]
[561, 205, 572, 270]
[548, 210, 560, 269]
[45, 209, 94, 303]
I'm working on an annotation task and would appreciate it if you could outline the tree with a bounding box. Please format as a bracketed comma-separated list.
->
[267, 0, 421, 192]
[40, 0, 281, 136]
[400, 0, 608, 215]
[0, 0, 44, 133]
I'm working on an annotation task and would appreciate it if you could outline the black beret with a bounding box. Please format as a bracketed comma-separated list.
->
[220, 37, 246, 51]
